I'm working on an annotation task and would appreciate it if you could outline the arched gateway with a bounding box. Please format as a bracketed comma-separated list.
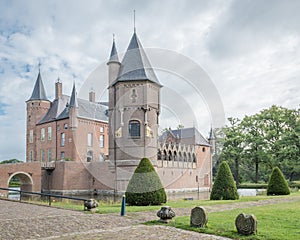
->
[7, 172, 33, 192]
[0, 162, 41, 196]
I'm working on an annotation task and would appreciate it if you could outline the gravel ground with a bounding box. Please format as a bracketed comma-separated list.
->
[1, 196, 299, 240]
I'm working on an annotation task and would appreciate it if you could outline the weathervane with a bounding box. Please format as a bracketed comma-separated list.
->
[38, 61, 41, 72]
[134, 9, 136, 33]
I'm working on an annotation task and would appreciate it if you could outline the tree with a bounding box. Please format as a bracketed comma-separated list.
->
[221, 106, 300, 184]
[221, 118, 244, 185]
[267, 166, 290, 195]
[125, 158, 167, 206]
[0, 159, 22, 164]
[210, 161, 239, 200]
[241, 115, 269, 183]
[260, 106, 300, 180]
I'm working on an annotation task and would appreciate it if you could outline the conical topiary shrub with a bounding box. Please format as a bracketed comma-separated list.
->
[125, 158, 167, 206]
[210, 161, 239, 200]
[267, 166, 290, 195]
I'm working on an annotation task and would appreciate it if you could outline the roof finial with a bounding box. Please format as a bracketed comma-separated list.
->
[133, 9, 136, 33]
[113, 33, 115, 42]
[38, 61, 41, 72]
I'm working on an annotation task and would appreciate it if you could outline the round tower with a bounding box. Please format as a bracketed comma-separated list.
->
[26, 71, 51, 162]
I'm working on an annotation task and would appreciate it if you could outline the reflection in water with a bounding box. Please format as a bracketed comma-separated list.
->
[7, 187, 211, 204]
[8, 187, 20, 200]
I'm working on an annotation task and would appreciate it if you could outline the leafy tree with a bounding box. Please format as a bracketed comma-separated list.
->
[221, 118, 244, 185]
[241, 115, 269, 183]
[0, 159, 22, 164]
[125, 158, 167, 206]
[267, 166, 290, 195]
[210, 161, 239, 200]
[220, 105, 300, 184]
[260, 106, 300, 180]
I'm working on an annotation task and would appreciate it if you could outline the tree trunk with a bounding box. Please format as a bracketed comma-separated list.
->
[255, 158, 259, 183]
[235, 158, 239, 186]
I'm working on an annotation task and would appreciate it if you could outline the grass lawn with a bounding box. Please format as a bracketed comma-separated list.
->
[146, 197, 300, 240]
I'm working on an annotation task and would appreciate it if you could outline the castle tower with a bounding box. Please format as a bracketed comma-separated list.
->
[208, 127, 215, 155]
[26, 70, 51, 162]
[108, 32, 162, 190]
[107, 37, 121, 164]
[69, 82, 78, 130]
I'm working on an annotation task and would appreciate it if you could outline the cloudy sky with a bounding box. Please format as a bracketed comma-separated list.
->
[0, 0, 299, 161]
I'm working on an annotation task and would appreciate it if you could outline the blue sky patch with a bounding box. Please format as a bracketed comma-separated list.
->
[0, 103, 8, 116]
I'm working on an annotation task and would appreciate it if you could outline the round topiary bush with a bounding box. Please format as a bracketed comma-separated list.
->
[210, 161, 239, 200]
[267, 166, 290, 195]
[125, 158, 167, 206]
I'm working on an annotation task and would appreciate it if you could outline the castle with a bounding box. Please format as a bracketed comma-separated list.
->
[22, 31, 214, 196]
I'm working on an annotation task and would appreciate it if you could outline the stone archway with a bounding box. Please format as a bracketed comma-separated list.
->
[7, 172, 33, 192]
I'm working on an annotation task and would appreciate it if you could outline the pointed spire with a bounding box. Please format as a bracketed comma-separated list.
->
[115, 32, 161, 86]
[69, 82, 78, 108]
[107, 35, 120, 63]
[133, 9, 136, 33]
[208, 126, 214, 140]
[28, 71, 49, 101]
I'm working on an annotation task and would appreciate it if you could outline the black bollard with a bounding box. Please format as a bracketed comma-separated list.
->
[121, 195, 126, 216]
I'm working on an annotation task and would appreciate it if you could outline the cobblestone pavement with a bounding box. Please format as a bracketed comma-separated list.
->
[1, 196, 300, 240]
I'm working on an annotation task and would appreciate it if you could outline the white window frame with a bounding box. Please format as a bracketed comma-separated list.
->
[61, 133, 65, 146]
[48, 127, 52, 141]
[29, 130, 33, 143]
[88, 133, 93, 147]
[41, 128, 45, 142]
[100, 135, 104, 148]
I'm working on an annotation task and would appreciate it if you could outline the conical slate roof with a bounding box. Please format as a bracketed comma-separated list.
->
[208, 127, 214, 140]
[107, 39, 120, 63]
[69, 83, 78, 108]
[28, 71, 49, 101]
[114, 32, 161, 86]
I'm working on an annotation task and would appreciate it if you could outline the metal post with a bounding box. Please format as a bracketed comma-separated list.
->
[120, 195, 126, 216]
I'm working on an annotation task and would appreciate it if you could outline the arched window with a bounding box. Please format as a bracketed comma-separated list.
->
[192, 153, 196, 163]
[157, 150, 162, 160]
[178, 152, 182, 161]
[129, 120, 140, 138]
[174, 151, 177, 161]
[87, 150, 93, 162]
[188, 153, 191, 162]
[163, 150, 167, 160]
[168, 150, 172, 161]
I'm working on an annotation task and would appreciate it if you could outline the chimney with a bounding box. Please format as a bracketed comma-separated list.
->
[55, 79, 62, 99]
[89, 89, 95, 102]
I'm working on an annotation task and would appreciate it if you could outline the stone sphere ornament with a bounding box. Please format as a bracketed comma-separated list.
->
[84, 199, 99, 211]
[190, 206, 208, 228]
[157, 206, 176, 223]
[235, 213, 257, 235]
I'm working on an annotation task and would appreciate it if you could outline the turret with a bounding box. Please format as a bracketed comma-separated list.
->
[69, 83, 78, 130]
[26, 70, 51, 162]
[208, 127, 215, 155]
[107, 37, 121, 86]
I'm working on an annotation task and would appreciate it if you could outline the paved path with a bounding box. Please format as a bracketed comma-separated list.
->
[1, 196, 300, 240]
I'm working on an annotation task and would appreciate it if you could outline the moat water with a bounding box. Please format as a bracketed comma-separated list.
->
[8, 187, 266, 203]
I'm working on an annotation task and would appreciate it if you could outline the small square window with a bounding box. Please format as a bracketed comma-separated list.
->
[100, 127, 104, 133]
[64, 123, 68, 129]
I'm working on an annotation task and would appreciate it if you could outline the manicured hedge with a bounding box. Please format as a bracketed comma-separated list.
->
[267, 167, 290, 195]
[125, 158, 167, 206]
[210, 161, 239, 200]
